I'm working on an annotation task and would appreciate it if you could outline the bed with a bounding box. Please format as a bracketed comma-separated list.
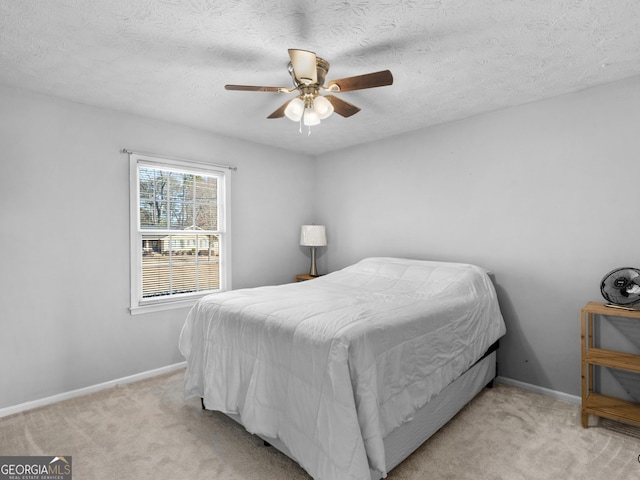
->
[179, 257, 506, 480]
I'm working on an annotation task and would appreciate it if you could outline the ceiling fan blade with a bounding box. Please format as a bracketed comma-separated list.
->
[267, 100, 292, 119]
[326, 70, 393, 92]
[324, 95, 361, 118]
[225, 84, 287, 92]
[288, 49, 317, 85]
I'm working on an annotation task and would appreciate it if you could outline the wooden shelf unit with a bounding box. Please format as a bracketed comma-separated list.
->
[581, 301, 640, 427]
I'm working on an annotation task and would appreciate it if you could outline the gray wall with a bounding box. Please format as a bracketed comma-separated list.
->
[0, 85, 314, 409]
[2, 75, 639, 410]
[314, 76, 640, 397]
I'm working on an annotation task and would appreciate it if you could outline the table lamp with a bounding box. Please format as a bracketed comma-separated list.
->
[300, 225, 327, 277]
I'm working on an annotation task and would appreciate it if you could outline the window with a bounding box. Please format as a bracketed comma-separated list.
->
[129, 153, 230, 314]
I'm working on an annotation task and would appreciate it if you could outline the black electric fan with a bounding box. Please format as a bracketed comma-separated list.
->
[600, 267, 640, 308]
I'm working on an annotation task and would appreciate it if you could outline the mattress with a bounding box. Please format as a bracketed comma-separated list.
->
[179, 257, 506, 480]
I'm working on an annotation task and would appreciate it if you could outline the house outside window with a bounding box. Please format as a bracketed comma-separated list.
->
[129, 153, 230, 314]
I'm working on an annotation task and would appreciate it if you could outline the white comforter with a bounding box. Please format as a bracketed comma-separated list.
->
[179, 257, 505, 480]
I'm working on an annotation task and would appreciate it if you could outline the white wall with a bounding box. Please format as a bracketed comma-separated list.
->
[0, 85, 314, 409]
[315, 76, 640, 396]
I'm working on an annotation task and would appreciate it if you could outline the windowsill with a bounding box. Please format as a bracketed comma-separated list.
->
[129, 294, 211, 315]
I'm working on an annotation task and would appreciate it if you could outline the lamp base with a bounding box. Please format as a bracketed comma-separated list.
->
[308, 246, 319, 277]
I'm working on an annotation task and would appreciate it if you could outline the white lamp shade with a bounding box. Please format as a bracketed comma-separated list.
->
[313, 95, 334, 120]
[284, 97, 304, 121]
[303, 107, 320, 126]
[300, 225, 327, 246]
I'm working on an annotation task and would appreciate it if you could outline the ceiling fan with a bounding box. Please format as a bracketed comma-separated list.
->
[225, 49, 393, 131]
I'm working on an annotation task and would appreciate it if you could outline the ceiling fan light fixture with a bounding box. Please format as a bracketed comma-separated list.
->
[313, 95, 334, 120]
[284, 97, 305, 121]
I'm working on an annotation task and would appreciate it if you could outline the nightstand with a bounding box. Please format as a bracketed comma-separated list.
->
[295, 274, 317, 282]
[581, 301, 640, 427]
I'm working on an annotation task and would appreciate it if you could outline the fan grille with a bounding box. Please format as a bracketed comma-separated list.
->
[600, 267, 640, 306]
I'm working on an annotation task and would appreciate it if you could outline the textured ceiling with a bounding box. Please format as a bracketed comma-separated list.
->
[1, 0, 639, 155]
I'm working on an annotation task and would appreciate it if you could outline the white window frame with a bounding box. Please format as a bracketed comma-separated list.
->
[129, 153, 231, 315]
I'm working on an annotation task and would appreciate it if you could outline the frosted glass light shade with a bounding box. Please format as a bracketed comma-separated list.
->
[284, 97, 304, 121]
[313, 95, 334, 119]
[300, 225, 327, 246]
[303, 108, 320, 126]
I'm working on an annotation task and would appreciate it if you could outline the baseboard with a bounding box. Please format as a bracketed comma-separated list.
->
[1, 367, 578, 419]
[495, 376, 580, 405]
[0, 361, 187, 419]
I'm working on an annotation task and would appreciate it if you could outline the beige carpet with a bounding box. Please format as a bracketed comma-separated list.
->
[1, 370, 640, 479]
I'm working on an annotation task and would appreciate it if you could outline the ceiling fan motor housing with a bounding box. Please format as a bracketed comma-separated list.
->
[288, 57, 330, 88]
